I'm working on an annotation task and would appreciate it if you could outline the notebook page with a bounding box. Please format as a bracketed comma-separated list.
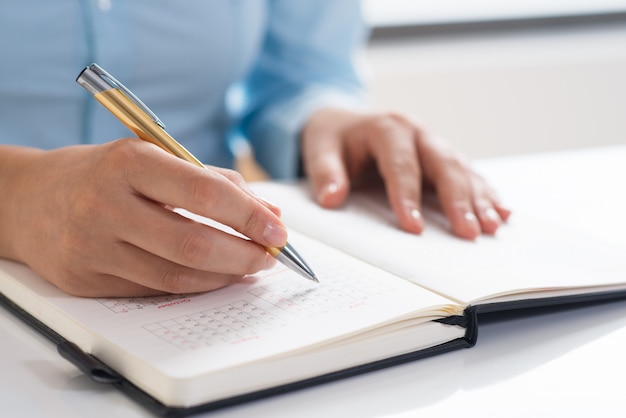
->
[252, 182, 626, 305]
[0, 227, 459, 381]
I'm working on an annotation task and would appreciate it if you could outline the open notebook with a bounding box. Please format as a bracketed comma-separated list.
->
[1, 181, 625, 416]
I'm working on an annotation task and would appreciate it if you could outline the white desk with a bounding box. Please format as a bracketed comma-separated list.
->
[2, 145, 626, 417]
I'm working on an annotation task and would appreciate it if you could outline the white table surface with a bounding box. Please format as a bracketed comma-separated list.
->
[2, 145, 626, 417]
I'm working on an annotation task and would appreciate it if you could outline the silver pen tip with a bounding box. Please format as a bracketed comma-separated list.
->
[275, 243, 319, 284]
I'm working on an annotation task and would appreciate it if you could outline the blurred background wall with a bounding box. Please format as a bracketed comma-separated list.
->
[361, 0, 626, 159]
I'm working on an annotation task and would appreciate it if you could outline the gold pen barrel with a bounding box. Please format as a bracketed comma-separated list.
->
[76, 63, 202, 167]
[94, 89, 204, 168]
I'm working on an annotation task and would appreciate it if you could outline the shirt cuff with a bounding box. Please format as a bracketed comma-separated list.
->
[249, 86, 367, 179]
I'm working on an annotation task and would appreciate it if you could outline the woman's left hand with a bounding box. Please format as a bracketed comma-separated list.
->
[301, 108, 511, 240]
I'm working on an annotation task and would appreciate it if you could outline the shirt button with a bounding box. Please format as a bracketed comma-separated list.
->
[98, 0, 112, 12]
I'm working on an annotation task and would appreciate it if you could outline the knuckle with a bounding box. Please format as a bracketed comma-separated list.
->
[366, 114, 398, 136]
[103, 138, 137, 165]
[392, 151, 416, 170]
[380, 155, 415, 180]
[188, 171, 219, 207]
[366, 113, 412, 137]
[217, 167, 245, 185]
[159, 266, 190, 294]
[447, 154, 470, 173]
[238, 202, 263, 237]
[104, 138, 156, 187]
[333, 112, 417, 159]
[179, 230, 207, 267]
[436, 151, 469, 180]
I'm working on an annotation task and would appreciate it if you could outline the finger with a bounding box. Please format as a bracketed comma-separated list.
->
[55, 271, 164, 298]
[112, 197, 274, 275]
[100, 241, 253, 294]
[495, 204, 512, 222]
[469, 174, 512, 234]
[473, 197, 501, 235]
[433, 167, 482, 240]
[301, 127, 350, 208]
[412, 132, 483, 239]
[119, 140, 287, 248]
[365, 116, 424, 234]
[211, 166, 282, 217]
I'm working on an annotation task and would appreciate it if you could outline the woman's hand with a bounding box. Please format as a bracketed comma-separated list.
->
[0, 139, 284, 297]
[301, 108, 511, 239]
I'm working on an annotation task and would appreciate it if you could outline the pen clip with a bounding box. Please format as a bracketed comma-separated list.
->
[87, 63, 166, 129]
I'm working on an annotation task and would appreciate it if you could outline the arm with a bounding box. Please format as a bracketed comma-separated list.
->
[237, 0, 367, 179]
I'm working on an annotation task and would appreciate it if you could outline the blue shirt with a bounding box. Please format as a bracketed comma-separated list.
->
[0, 0, 366, 178]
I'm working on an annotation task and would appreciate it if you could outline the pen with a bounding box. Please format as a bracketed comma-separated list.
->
[76, 63, 318, 283]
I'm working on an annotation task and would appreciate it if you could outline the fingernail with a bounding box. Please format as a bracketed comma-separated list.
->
[318, 182, 339, 204]
[403, 199, 424, 233]
[484, 207, 500, 222]
[464, 211, 480, 232]
[478, 207, 501, 235]
[263, 222, 288, 247]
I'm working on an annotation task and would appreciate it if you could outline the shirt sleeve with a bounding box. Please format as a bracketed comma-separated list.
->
[236, 0, 369, 179]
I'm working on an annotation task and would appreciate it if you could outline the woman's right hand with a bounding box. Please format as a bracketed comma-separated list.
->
[0, 138, 285, 297]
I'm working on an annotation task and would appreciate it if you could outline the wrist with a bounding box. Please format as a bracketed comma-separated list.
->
[0, 146, 45, 261]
